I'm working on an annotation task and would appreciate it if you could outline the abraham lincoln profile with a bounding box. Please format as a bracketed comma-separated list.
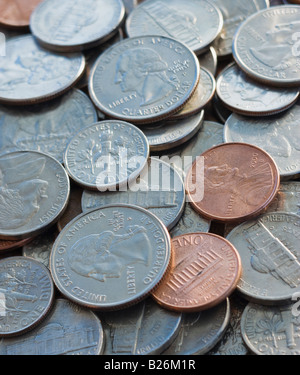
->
[68, 225, 152, 282]
[0, 153, 48, 230]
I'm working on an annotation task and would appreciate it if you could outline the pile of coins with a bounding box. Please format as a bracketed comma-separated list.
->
[0, 0, 299, 356]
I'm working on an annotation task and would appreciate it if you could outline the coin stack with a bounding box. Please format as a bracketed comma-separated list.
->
[0, 0, 299, 357]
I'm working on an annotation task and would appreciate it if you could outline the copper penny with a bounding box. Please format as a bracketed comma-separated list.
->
[186, 143, 280, 223]
[0, 0, 42, 28]
[151, 233, 242, 312]
[0, 237, 34, 252]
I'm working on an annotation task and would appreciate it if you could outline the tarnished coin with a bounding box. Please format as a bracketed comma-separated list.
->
[0, 298, 105, 355]
[186, 143, 280, 223]
[169, 68, 216, 120]
[198, 47, 218, 76]
[0, 238, 34, 253]
[267, 181, 300, 215]
[99, 297, 182, 355]
[0, 89, 98, 163]
[57, 184, 83, 232]
[22, 229, 58, 269]
[224, 103, 300, 179]
[216, 62, 299, 116]
[81, 158, 185, 231]
[233, 5, 300, 87]
[152, 233, 242, 312]
[50, 204, 172, 310]
[162, 298, 230, 355]
[0, 151, 70, 240]
[241, 302, 300, 355]
[170, 203, 211, 238]
[212, 0, 270, 57]
[63, 120, 149, 192]
[30, 0, 125, 52]
[141, 111, 204, 152]
[226, 212, 300, 306]
[0, 0, 42, 28]
[0, 256, 54, 337]
[0, 35, 85, 105]
[88, 35, 200, 124]
[125, 0, 223, 55]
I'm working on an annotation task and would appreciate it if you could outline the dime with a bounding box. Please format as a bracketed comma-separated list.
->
[0, 298, 105, 355]
[211, 0, 270, 57]
[170, 203, 211, 238]
[0, 256, 54, 337]
[140, 111, 204, 152]
[0, 0, 42, 28]
[0, 35, 85, 105]
[241, 302, 300, 355]
[0, 151, 70, 240]
[216, 62, 299, 116]
[0, 238, 34, 253]
[22, 228, 58, 269]
[57, 184, 83, 232]
[208, 293, 250, 355]
[232, 5, 300, 87]
[125, 0, 223, 55]
[152, 233, 242, 312]
[169, 68, 216, 120]
[186, 143, 280, 223]
[50, 204, 172, 310]
[224, 103, 300, 179]
[88, 35, 200, 124]
[63, 120, 150, 192]
[0, 89, 98, 163]
[81, 158, 185, 231]
[30, 0, 125, 52]
[227, 212, 300, 305]
[198, 47, 218, 77]
[162, 298, 230, 355]
[98, 297, 182, 355]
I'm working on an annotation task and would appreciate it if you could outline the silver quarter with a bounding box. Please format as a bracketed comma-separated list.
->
[0, 151, 70, 240]
[0, 298, 105, 355]
[169, 68, 216, 120]
[22, 228, 58, 269]
[233, 5, 300, 87]
[81, 157, 185, 231]
[50, 204, 172, 310]
[0, 35, 85, 105]
[0, 256, 54, 337]
[224, 103, 300, 179]
[88, 35, 200, 124]
[141, 111, 204, 152]
[212, 0, 270, 57]
[0, 89, 98, 163]
[30, 0, 125, 52]
[216, 62, 299, 116]
[99, 297, 182, 355]
[241, 302, 300, 355]
[162, 298, 230, 355]
[63, 120, 150, 192]
[125, 0, 223, 55]
[226, 212, 300, 305]
[170, 203, 211, 238]
[198, 46, 218, 76]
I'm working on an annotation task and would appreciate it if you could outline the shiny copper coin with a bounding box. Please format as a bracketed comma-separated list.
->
[0, 0, 42, 28]
[0, 237, 34, 252]
[186, 143, 280, 223]
[152, 233, 242, 312]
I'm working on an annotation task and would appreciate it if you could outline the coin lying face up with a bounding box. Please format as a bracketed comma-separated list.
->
[152, 233, 242, 312]
[186, 143, 280, 223]
[0, 0, 43, 28]
[0, 35, 85, 105]
[89, 35, 200, 124]
[50, 204, 172, 311]
[30, 0, 125, 52]
[0, 151, 70, 240]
